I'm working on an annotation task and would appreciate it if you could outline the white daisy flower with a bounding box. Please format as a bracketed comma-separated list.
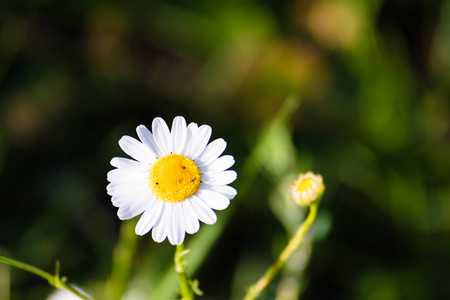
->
[107, 116, 237, 245]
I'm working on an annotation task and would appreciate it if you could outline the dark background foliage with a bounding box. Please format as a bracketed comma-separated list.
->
[1, 0, 450, 299]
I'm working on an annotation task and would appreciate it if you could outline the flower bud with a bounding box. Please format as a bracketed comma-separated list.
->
[290, 172, 324, 206]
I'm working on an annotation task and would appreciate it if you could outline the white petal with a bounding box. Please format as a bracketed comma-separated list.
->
[182, 123, 198, 158]
[196, 188, 230, 210]
[119, 136, 155, 164]
[201, 184, 237, 200]
[107, 169, 148, 183]
[136, 125, 163, 157]
[165, 212, 174, 245]
[107, 179, 148, 198]
[184, 124, 212, 160]
[152, 117, 172, 155]
[190, 125, 212, 160]
[171, 116, 187, 154]
[190, 195, 217, 225]
[117, 191, 153, 220]
[202, 170, 237, 185]
[135, 200, 163, 235]
[168, 204, 186, 245]
[196, 138, 226, 167]
[110, 157, 150, 172]
[200, 155, 235, 174]
[152, 203, 172, 243]
[112, 189, 155, 208]
[181, 200, 200, 234]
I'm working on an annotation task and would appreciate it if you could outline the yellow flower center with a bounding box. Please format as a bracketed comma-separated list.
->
[295, 178, 315, 193]
[149, 153, 202, 203]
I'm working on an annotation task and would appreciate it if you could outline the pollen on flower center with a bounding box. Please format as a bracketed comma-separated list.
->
[149, 153, 202, 203]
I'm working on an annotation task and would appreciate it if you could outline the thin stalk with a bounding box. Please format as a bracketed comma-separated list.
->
[175, 244, 194, 300]
[243, 203, 319, 300]
[105, 219, 138, 299]
[0, 255, 93, 300]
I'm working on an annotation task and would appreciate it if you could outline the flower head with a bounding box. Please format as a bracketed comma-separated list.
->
[107, 116, 237, 245]
[290, 172, 324, 206]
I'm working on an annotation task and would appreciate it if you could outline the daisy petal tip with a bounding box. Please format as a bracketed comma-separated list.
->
[226, 170, 238, 184]
[152, 117, 167, 127]
[106, 170, 115, 182]
[168, 235, 185, 246]
[118, 135, 129, 144]
[174, 115, 186, 122]
[205, 217, 217, 225]
[106, 185, 114, 196]
[135, 227, 148, 236]
[152, 221, 169, 243]
[110, 157, 120, 167]
[116, 211, 125, 220]
[218, 138, 227, 147]
[151, 233, 167, 244]
[136, 124, 148, 133]
[213, 201, 230, 211]
[175, 238, 185, 246]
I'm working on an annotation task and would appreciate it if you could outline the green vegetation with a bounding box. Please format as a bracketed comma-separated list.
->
[0, 0, 449, 299]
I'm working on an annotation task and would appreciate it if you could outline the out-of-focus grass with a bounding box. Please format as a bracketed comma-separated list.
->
[0, 261, 10, 300]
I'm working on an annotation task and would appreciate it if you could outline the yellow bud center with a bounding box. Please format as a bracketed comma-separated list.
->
[149, 154, 201, 203]
[295, 178, 315, 193]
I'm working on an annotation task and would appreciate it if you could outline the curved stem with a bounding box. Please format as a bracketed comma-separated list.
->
[175, 244, 195, 300]
[106, 219, 138, 300]
[243, 203, 319, 300]
[0, 255, 93, 300]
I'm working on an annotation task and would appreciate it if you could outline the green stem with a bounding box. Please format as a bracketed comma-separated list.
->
[105, 219, 138, 299]
[0, 255, 93, 300]
[175, 244, 194, 300]
[243, 203, 319, 300]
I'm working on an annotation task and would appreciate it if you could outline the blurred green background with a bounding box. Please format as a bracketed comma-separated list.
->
[1, 0, 450, 299]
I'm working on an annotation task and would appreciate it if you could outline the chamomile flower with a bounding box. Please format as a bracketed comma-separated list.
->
[107, 116, 237, 245]
[290, 172, 324, 206]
